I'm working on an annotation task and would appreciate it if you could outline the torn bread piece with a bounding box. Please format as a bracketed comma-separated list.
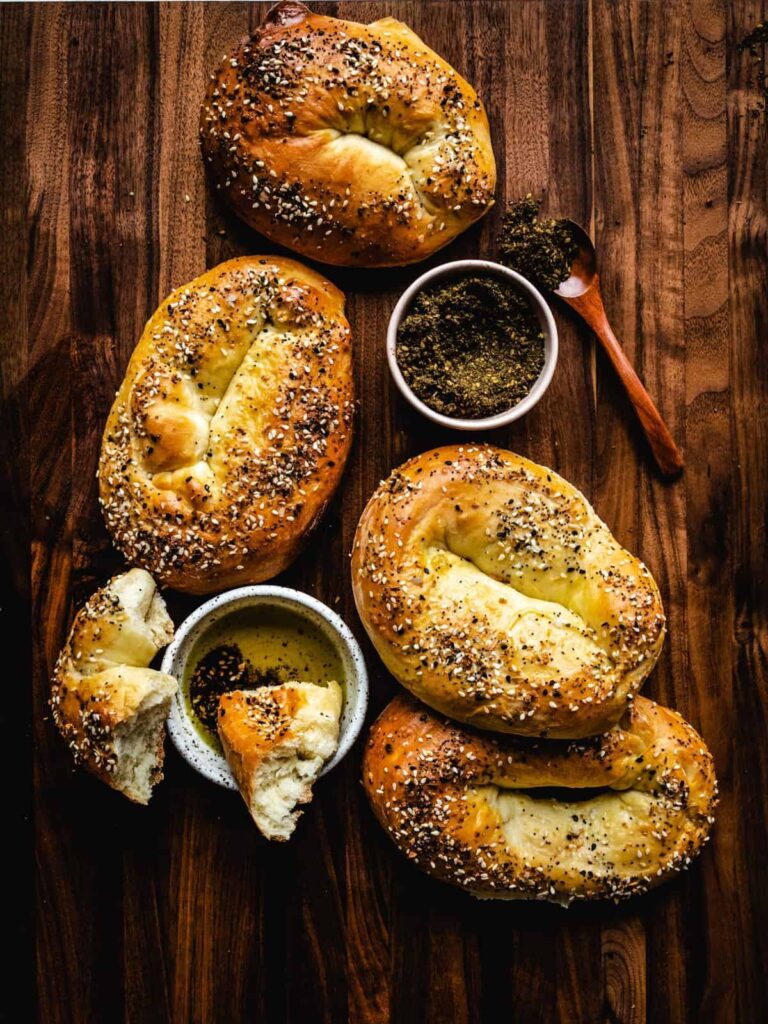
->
[218, 681, 343, 840]
[50, 568, 177, 804]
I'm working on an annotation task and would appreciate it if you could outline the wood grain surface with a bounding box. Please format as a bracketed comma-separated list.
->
[3, 1, 766, 1021]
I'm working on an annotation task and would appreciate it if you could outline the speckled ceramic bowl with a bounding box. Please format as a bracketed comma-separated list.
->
[162, 586, 369, 789]
[387, 259, 558, 430]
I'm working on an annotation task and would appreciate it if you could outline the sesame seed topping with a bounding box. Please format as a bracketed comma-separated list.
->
[98, 260, 353, 590]
[199, 8, 495, 265]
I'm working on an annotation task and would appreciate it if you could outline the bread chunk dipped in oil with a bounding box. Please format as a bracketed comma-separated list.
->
[218, 680, 342, 840]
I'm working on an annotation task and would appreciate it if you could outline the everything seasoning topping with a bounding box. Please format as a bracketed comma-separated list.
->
[353, 446, 666, 735]
[395, 276, 545, 420]
[498, 195, 580, 291]
[98, 261, 353, 589]
[218, 689, 291, 744]
[199, 11, 494, 260]
[50, 588, 126, 773]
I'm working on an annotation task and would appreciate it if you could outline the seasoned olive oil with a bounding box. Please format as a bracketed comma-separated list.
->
[184, 605, 345, 751]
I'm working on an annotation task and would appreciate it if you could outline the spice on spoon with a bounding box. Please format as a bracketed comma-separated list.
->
[395, 275, 545, 420]
[499, 195, 580, 291]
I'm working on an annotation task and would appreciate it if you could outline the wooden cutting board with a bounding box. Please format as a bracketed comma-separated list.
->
[6, 1, 766, 1021]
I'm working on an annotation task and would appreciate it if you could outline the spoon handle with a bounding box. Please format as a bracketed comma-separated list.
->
[566, 280, 684, 479]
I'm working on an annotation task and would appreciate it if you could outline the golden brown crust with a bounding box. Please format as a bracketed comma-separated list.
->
[363, 694, 717, 903]
[217, 681, 342, 835]
[352, 445, 665, 739]
[98, 256, 354, 594]
[200, 2, 496, 267]
[218, 684, 305, 778]
[50, 569, 177, 803]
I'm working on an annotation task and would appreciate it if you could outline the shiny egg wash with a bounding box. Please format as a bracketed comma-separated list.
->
[183, 606, 345, 751]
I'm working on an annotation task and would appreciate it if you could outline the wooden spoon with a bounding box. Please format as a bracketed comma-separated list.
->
[555, 221, 684, 479]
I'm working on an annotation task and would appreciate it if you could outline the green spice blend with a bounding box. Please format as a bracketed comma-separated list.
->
[395, 275, 545, 420]
[499, 195, 580, 291]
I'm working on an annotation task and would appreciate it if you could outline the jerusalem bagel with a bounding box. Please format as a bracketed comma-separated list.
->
[99, 256, 353, 594]
[50, 569, 177, 804]
[352, 445, 665, 739]
[200, 1, 496, 266]
[363, 694, 717, 903]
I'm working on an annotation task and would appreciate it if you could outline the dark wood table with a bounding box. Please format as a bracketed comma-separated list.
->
[6, 1, 766, 1020]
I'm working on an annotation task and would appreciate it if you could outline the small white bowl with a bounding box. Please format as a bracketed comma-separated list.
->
[162, 586, 369, 789]
[386, 259, 558, 431]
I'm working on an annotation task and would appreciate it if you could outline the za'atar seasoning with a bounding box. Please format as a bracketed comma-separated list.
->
[189, 643, 252, 731]
[499, 195, 580, 291]
[395, 274, 546, 420]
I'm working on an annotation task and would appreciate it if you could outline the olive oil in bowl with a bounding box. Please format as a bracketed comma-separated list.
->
[164, 586, 369, 790]
[183, 604, 345, 752]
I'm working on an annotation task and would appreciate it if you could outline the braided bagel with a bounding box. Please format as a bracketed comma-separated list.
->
[98, 256, 353, 594]
[200, 1, 496, 267]
[352, 446, 665, 739]
[363, 694, 717, 903]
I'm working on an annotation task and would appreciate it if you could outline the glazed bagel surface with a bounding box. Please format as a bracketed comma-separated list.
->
[200, 1, 496, 267]
[352, 446, 665, 738]
[99, 256, 353, 594]
[363, 694, 717, 903]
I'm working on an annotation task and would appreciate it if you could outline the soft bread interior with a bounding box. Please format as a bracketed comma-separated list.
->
[112, 688, 176, 804]
[51, 568, 177, 804]
[219, 680, 342, 841]
[249, 750, 328, 842]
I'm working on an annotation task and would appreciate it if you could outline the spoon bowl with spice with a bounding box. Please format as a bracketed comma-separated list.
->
[552, 219, 683, 478]
[551, 219, 597, 298]
[387, 260, 558, 431]
[162, 586, 369, 789]
[499, 197, 683, 478]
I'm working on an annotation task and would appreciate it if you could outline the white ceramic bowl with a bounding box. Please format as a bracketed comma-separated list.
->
[386, 259, 558, 430]
[162, 586, 369, 789]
